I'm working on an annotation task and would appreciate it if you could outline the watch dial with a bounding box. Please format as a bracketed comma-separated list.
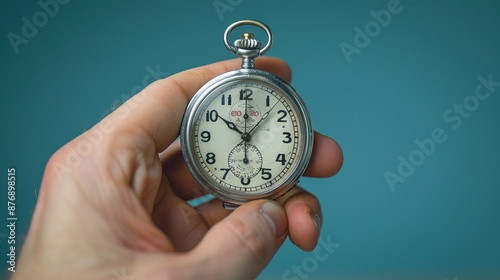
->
[192, 81, 305, 195]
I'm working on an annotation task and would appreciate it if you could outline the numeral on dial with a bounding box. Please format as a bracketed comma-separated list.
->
[261, 168, 272, 180]
[221, 168, 231, 179]
[277, 110, 287, 122]
[206, 110, 218, 122]
[276, 154, 286, 165]
[282, 132, 292, 143]
[206, 152, 216, 164]
[239, 89, 253, 100]
[221, 94, 232, 105]
[200, 131, 211, 142]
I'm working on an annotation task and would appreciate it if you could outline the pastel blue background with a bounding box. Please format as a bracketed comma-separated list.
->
[1, 0, 499, 279]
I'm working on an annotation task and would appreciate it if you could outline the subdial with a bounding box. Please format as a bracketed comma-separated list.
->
[228, 143, 263, 179]
[228, 100, 261, 131]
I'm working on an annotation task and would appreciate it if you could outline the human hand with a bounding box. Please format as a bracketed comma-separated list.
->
[15, 57, 343, 280]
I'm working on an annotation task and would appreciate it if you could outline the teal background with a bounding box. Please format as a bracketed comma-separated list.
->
[1, 0, 500, 279]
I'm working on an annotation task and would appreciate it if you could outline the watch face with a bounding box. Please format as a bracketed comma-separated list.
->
[181, 70, 313, 204]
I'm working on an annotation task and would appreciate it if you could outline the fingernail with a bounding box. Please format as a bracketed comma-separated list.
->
[312, 212, 322, 232]
[260, 201, 287, 237]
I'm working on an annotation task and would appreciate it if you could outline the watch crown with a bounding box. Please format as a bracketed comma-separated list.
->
[234, 33, 262, 50]
[224, 21, 273, 69]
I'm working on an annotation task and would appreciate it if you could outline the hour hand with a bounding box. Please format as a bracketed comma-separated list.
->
[217, 113, 244, 135]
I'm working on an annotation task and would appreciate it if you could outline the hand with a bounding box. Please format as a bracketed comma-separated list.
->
[217, 113, 244, 135]
[216, 112, 250, 163]
[241, 88, 251, 135]
[15, 57, 343, 280]
[247, 99, 279, 135]
[243, 89, 250, 163]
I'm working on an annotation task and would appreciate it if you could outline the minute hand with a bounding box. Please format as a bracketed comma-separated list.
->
[248, 101, 279, 135]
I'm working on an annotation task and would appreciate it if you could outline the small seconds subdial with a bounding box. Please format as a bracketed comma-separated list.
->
[228, 143, 263, 183]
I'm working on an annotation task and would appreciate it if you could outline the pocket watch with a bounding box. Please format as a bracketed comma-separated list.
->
[180, 20, 313, 209]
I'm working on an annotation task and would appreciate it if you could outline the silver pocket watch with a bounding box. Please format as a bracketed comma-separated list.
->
[180, 20, 313, 209]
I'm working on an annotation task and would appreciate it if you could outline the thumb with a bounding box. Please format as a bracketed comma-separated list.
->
[191, 200, 288, 280]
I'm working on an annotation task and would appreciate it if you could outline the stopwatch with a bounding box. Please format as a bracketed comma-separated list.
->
[180, 20, 313, 209]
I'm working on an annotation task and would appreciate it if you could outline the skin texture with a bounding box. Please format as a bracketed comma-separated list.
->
[14, 57, 343, 280]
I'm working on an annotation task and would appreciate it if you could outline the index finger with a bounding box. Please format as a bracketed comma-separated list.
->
[106, 57, 292, 152]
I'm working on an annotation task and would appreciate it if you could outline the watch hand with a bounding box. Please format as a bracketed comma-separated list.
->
[243, 89, 249, 164]
[243, 141, 249, 164]
[217, 113, 244, 135]
[243, 89, 249, 134]
[235, 100, 278, 148]
[247, 100, 279, 135]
